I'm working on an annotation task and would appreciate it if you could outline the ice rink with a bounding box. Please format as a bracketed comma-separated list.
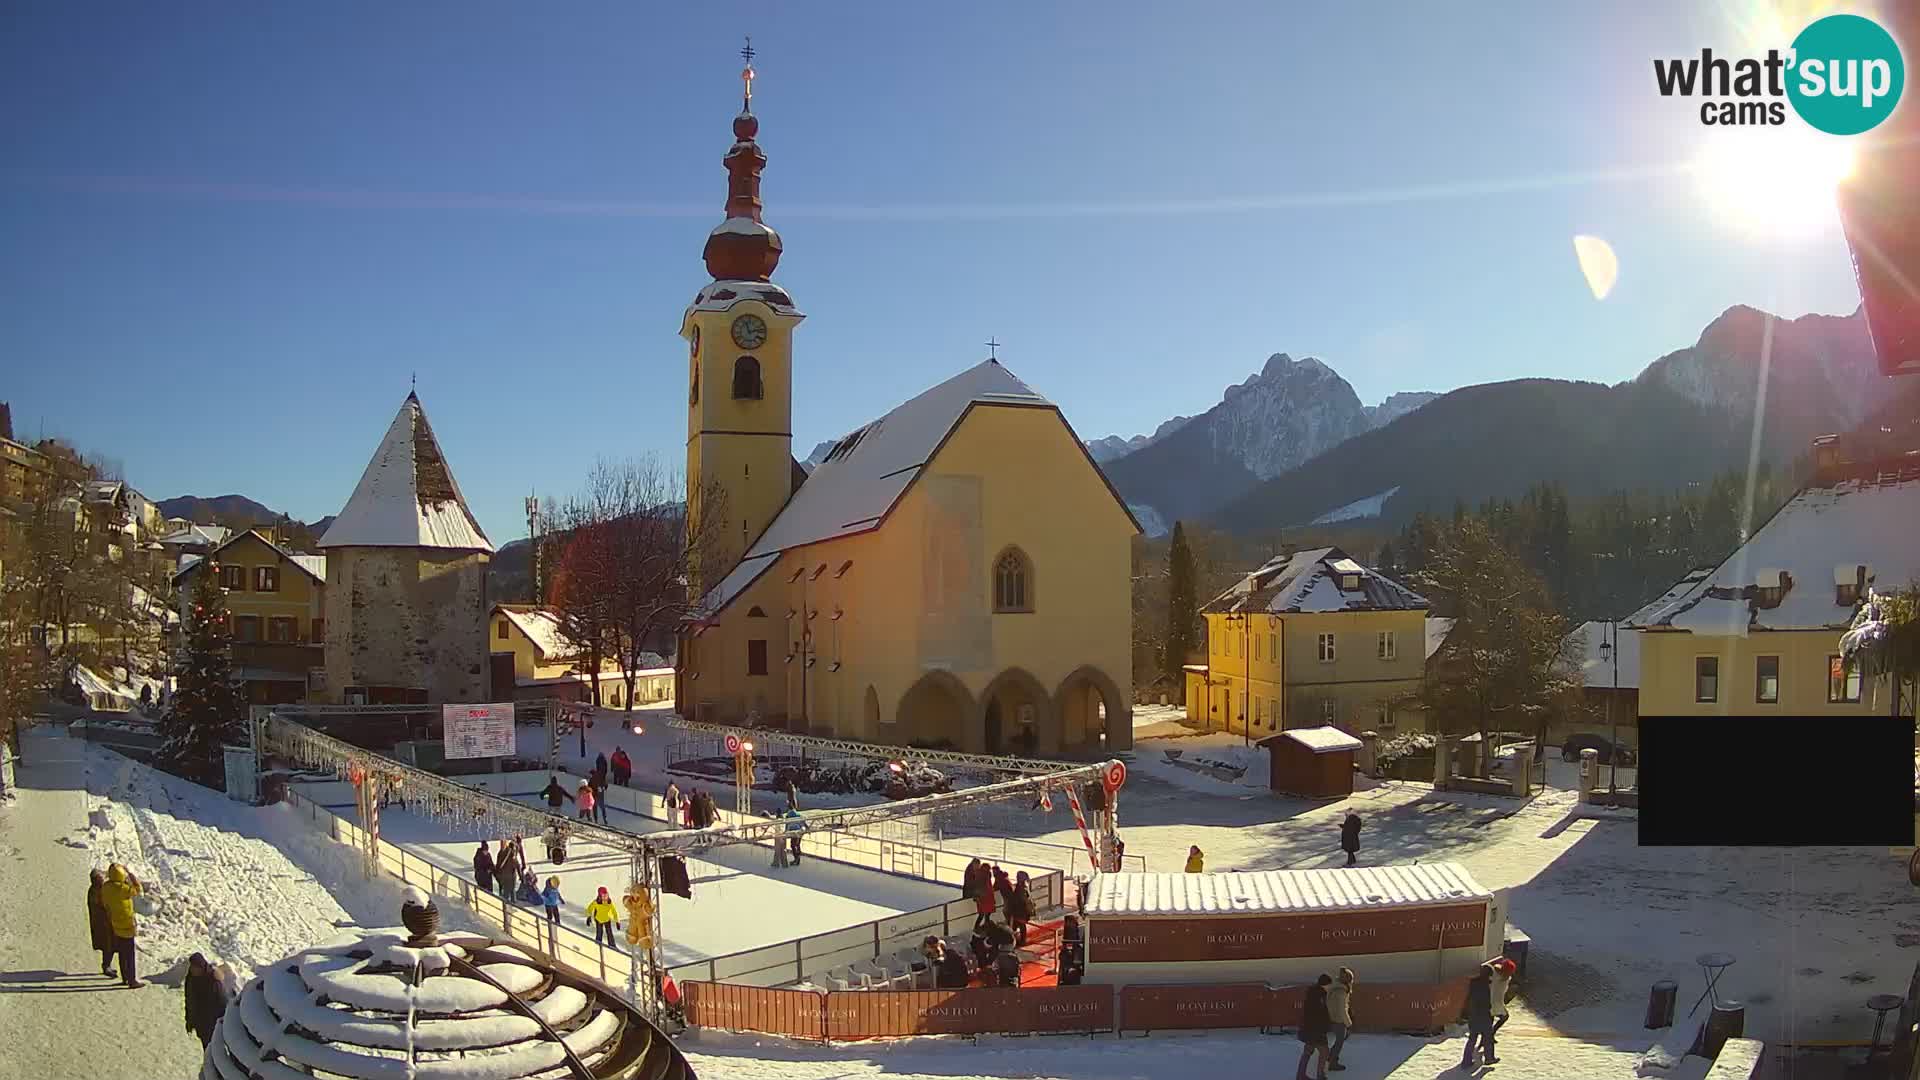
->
[364, 795, 957, 968]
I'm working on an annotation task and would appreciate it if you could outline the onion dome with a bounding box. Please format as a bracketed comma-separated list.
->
[202, 895, 694, 1080]
[702, 44, 782, 282]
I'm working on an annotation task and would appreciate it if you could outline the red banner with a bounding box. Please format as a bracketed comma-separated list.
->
[1089, 903, 1487, 963]
[824, 986, 1114, 1039]
[1119, 983, 1273, 1032]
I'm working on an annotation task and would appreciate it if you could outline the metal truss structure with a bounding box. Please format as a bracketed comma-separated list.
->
[663, 716, 1076, 776]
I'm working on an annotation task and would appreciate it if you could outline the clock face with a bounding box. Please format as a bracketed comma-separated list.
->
[731, 314, 768, 350]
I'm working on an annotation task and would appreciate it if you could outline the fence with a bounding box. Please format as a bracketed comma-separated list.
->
[682, 974, 1474, 1040]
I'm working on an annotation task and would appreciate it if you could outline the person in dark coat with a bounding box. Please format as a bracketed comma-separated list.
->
[590, 774, 610, 824]
[972, 872, 999, 931]
[936, 942, 971, 988]
[593, 753, 609, 786]
[994, 948, 1022, 988]
[1296, 974, 1333, 1080]
[1058, 914, 1086, 985]
[993, 866, 1014, 913]
[1007, 871, 1035, 946]
[961, 858, 983, 900]
[87, 869, 115, 977]
[183, 953, 227, 1048]
[494, 839, 522, 902]
[1461, 966, 1497, 1068]
[473, 843, 494, 891]
[541, 777, 574, 810]
[610, 747, 633, 787]
[1340, 813, 1362, 867]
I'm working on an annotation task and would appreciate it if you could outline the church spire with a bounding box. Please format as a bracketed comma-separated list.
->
[703, 37, 783, 282]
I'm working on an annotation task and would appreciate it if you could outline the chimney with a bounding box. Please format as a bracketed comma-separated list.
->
[1811, 434, 1846, 485]
[0, 402, 11, 442]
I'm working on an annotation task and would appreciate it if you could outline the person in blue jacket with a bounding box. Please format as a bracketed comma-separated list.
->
[517, 869, 541, 905]
[541, 877, 564, 924]
[781, 806, 805, 864]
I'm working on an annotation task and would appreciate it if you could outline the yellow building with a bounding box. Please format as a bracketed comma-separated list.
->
[174, 529, 328, 704]
[1187, 548, 1432, 738]
[1635, 446, 1920, 719]
[489, 603, 672, 708]
[675, 64, 1138, 755]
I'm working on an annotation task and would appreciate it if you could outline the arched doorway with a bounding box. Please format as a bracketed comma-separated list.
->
[897, 671, 973, 750]
[977, 668, 1053, 755]
[1054, 665, 1131, 754]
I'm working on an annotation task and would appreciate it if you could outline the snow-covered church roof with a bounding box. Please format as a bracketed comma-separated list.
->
[319, 393, 493, 553]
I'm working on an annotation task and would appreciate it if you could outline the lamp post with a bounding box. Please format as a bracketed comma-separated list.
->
[1598, 620, 1621, 794]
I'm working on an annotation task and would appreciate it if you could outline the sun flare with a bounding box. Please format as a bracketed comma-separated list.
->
[1690, 124, 1858, 237]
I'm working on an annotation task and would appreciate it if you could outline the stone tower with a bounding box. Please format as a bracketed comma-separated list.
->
[319, 393, 494, 704]
[679, 45, 805, 594]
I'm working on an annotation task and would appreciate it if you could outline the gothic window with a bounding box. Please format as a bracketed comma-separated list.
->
[689, 360, 699, 405]
[993, 547, 1033, 613]
[732, 356, 763, 400]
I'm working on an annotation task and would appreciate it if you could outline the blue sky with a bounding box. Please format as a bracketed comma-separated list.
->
[0, 2, 1873, 541]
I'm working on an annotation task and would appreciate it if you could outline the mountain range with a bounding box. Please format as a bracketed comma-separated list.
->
[1101, 304, 1886, 538]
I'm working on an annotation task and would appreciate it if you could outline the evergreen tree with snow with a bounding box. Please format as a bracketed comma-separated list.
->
[159, 565, 245, 786]
[1161, 522, 1198, 700]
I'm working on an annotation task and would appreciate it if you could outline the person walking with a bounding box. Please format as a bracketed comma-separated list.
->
[1296, 974, 1333, 1080]
[782, 806, 804, 864]
[665, 780, 681, 814]
[541, 878, 564, 925]
[1185, 845, 1205, 873]
[473, 842, 494, 892]
[1461, 965, 1497, 1068]
[576, 782, 596, 822]
[1058, 914, 1086, 985]
[680, 788, 697, 828]
[770, 811, 791, 869]
[962, 858, 984, 901]
[1008, 871, 1035, 947]
[541, 776, 574, 810]
[99, 863, 143, 988]
[1487, 958, 1514, 1052]
[86, 869, 115, 977]
[495, 838, 522, 903]
[590, 773, 610, 824]
[611, 747, 632, 787]
[593, 753, 609, 788]
[784, 776, 800, 811]
[972, 870, 998, 931]
[183, 952, 227, 1048]
[1327, 967, 1355, 1071]
[585, 887, 621, 946]
[1340, 813, 1362, 868]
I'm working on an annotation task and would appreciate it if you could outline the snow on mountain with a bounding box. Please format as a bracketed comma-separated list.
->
[1129, 503, 1170, 538]
[803, 439, 835, 469]
[1086, 415, 1195, 464]
[1308, 485, 1403, 525]
[1210, 354, 1376, 481]
[1363, 392, 1440, 430]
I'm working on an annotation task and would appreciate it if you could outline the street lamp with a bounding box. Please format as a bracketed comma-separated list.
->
[1597, 620, 1621, 794]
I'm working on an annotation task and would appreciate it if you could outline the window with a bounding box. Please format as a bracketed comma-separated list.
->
[1694, 656, 1719, 703]
[1756, 585, 1784, 607]
[235, 615, 261, 643]
[1377, 630, 1397, 660]
[219, 564, 246, 591]
[1339, 573, 1361, 591]
[496, 619, 509, 640]
[312, 618, 326, 643]
[1321, 698, 1337, 724]
[1253, 636, 1261, 662]
[993, 547, 1032, 612]
[835, 560, 853, 578]
[1837, 582, 1859, 606]
[1755, 655, 1780, 704]
[267, 616, 297, 643]
[1224, 634, 1232, 657]
[689, 361, 699, 405]
[255, 566, 279, 592]
[732, 356, 763, 400]
[747, 606, 767, 618]
[1269, 632, 1277, 660]
[1317, 633, 1336, 663]
[1253, 698, 1263, 727]
[747, 639, 768, 677]
[1828, 655, 1862, 704]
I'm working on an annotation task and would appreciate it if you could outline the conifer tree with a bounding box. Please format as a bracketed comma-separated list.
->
[1162, 522, 1199, 701]
[159, 564, 246, 786]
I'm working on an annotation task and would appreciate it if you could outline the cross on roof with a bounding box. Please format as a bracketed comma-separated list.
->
[985, 337, 1001, 360]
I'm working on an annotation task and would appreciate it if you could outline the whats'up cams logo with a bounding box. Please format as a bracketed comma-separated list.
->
[1655, 13, 1905, 134]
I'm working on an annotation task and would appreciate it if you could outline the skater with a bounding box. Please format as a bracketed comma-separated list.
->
[680, 788, 696, 828]
[472, 842, 494, 891]
[993, 865, 1014, 914]
[183, 952, 226, 1048]
[590, 773, 610, 824]
[593, 753, 609, 789]
[770, 811, 791, 869]
[1487, 957, 1514, 1047]
[543, 826, 568, 866]
[782, 806, 804, 864]
[87, 869, 115, 977]
[1007, 871, 1035, 947]
[1340, 813, 1362, 867]
[973, 871, 999, 930]
[1461, 965, 1496, 1068]
[611, 746, 632, 787]
[1327, 967, 1355, 1071]
[99, 863, 143, 988]
[664, 781, 682, 814]
[576, 782, 596, 822]
[1185, 845, 1205, 873]
[495, 838, 523, 903]
[961, 858, 984, 901]
[1296, 973, 1332, 1080]
[517, 868, 541, 905]
[542, 877, 563, 924]
[585, 887, 621, 946]
[783, 775, 800, 811]
[541, 776, 574, 810]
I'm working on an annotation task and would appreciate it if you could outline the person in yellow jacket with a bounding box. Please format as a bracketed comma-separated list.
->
[585, 886, 621, 947]
[1185, 846, 1205, 873]
[99, 863, 144, 988]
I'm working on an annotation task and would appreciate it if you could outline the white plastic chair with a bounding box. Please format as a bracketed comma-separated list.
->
[849, 958, 886, 989]
[823, 967, 854, 992]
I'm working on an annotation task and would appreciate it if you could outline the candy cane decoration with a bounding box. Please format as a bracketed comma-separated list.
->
[1063, 786, 1099, 872]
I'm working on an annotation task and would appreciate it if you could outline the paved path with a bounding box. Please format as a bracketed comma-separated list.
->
[0, 729, 207, 1080]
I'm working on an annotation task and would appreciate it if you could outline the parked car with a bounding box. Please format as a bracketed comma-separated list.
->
[1561, 734, 1636, 766]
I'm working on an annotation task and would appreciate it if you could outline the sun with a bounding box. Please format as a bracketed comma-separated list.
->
[1690, 123, 1858, 238]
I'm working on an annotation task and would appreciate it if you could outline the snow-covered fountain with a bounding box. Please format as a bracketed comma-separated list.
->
[202, 890, 693, 1080]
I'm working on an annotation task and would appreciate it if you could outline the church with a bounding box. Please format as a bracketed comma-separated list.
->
[675, 53, 1138, 756]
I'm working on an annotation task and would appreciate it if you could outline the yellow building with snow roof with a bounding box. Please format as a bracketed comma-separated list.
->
[673, 61, 1138, 755]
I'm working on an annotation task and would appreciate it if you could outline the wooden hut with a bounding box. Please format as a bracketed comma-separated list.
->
[1260, 725, 1363, 798]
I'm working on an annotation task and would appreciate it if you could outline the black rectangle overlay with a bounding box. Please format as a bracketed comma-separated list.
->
[1638, 716, 1914, 846]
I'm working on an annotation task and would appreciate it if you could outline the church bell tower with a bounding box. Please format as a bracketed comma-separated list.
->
[681, 39, 804, 591]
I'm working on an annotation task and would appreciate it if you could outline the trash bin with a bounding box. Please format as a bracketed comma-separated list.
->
[1646, 980, 1678, 1029]
[1704, 1001, 1745, 1057]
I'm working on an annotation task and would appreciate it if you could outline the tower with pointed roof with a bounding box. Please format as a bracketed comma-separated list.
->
[680, 42, 805, 594]
[319, 392, 495, 705]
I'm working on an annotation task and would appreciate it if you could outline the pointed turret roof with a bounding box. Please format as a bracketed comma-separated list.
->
[319, 393, 493, 552]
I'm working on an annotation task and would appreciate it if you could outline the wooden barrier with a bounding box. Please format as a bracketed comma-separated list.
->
[823, 985, 1116, 1039]
[684, 982, 826, 1041]
[1120, 982, 1274, 1032]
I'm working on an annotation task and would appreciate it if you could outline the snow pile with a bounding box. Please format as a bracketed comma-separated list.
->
[1128, 733, 1274, 796]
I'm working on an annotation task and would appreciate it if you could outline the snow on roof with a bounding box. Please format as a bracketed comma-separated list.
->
[1644, 476, 1920, 634]
[319, 393, 493, 552]
[1205, 547, 1427, 615]
[158, 523, 230, 547]
[1623, 567, 1715, 627]
[695, 552, 779, 620]
[688, 278, 801, 317]
[1276, 725, 1364, 753]
[744, 360, 1051, 559]
[1562, 620, 1640, 689]
[171, 529, 326, 584]
[1424, 617, 1455, 660]
[518, 663, 672, 687]
[1084, 862, 1492, 917]
[291, 554, 327, 581]
[496, 606, 577, 661]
